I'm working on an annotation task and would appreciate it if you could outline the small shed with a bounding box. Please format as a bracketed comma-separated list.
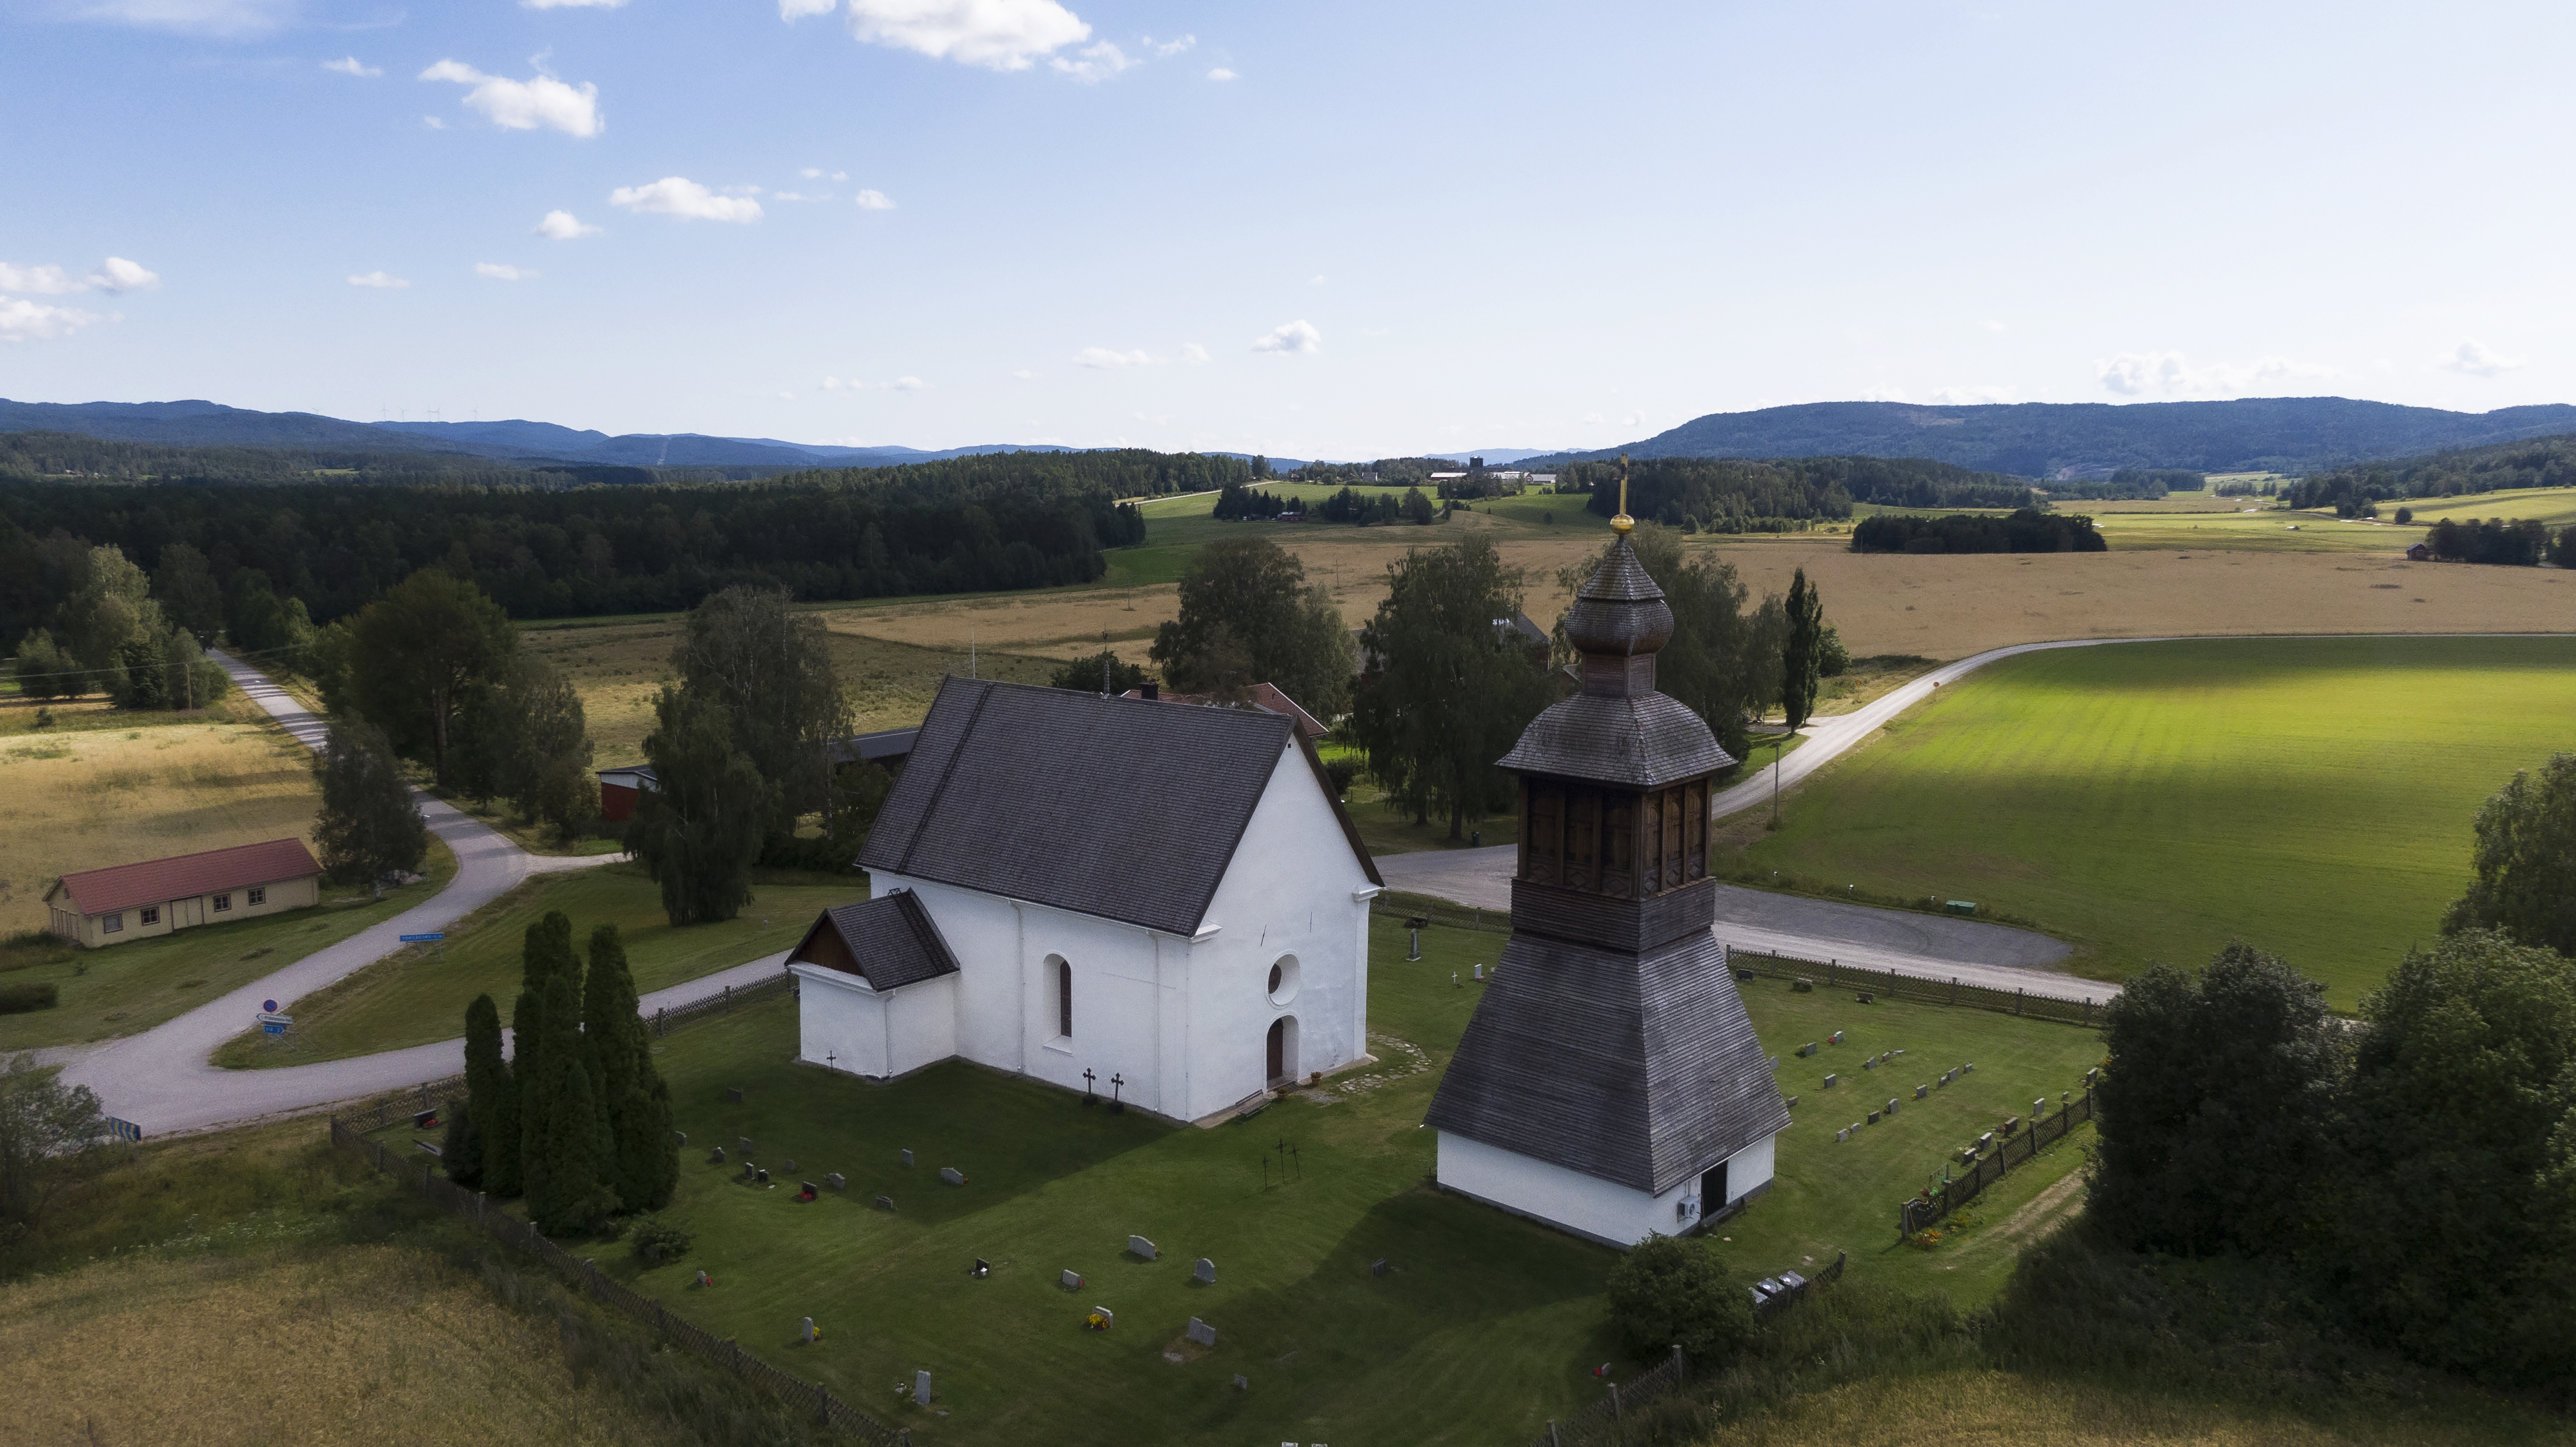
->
[2404, 541, 2433, 562]
[595, 764, 658, 824]
[45, 838, 323, 948]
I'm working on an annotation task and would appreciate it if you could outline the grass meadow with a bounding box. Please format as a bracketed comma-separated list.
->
[214, 862, 859, 1067]
[345, 911, 2112, 1446]
[1729, 636, 2576, 1006]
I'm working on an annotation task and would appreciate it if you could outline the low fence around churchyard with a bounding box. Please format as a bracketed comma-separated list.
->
[1727, 949, 2109, 1030]
[1373, 891, 1511, 936]
[1529, 1252, 1846, 1447]
[1898, 1086, 2098, 1239]
[650, 970, 793, 1037]
[328, 1118, 908, 1446]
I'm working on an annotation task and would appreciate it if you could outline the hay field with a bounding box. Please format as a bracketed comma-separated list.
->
[1731, 636, 2576, 1006]
[0, 1246, 696, 1447]
[2400, 484, 2576, 527]
[0, 720, 320, 935]
[1706, 1369, 2572, 1447]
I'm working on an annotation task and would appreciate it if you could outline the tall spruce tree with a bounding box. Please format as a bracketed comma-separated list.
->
[463, 992, 517, 1195]
[516, 911, 617, 1231]
[583, 924, 678, 1211]
[1780, 567, 1824, 733]
[438, 1095, 480, 1188]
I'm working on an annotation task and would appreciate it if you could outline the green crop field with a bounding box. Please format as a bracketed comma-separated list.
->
[367, 911, 2109, 1446]
[1729, 636, 2576, 1007]
[217, 864, 859, 1067]
[2398, 485, 2576, 529]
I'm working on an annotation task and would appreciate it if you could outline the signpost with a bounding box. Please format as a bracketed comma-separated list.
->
[398, 933, 445, 944]
[257, 1009, 294, 1038]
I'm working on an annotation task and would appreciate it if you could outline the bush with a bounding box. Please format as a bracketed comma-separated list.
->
[629, 1217, 693, 1263]
[1605, 1233, 1752, 1365]
[1323, 757, 1359, 798]
[0, 982, 59, 1015]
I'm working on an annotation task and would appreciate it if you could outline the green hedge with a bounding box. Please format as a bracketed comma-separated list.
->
[0, 980, 60, 1014]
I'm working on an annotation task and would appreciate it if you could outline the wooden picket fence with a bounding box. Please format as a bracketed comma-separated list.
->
[1528, 1252, 1846, 1447]
[650, 971, 793, 1037]
[1726, 948, 2109, 1029]
[328, 1118, 907, 1446]
[1897, 1086, 2098, 1238]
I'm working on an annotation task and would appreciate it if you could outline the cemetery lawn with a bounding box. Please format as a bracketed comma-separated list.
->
[0, 838, 457, 1054]
[212, 864, 857, 1068]
[502, 913, 2104, 1446]
[1727, 635, 2576, 1009]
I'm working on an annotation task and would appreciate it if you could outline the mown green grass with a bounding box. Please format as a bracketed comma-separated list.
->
[1731, 636, 2576, 1006]
[526, 912, 2104, 1445]
[216, 864, 860, 1067]
[0, 837, 458, 1053]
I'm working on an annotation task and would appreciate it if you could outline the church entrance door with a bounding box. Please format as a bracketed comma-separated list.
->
[1266, 1018, 1285, 1084]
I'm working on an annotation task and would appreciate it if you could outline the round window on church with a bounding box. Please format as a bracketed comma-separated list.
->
[1267, 955, 1301, 1007]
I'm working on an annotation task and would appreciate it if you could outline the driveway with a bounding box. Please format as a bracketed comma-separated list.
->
[57, 651, 623, 1135]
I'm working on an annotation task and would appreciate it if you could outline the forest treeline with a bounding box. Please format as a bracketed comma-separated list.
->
[2283, 432, 2576, 514]
[1563, 456, 2035, 531]
[0, 451, 1232, 643]
[0, 428, 676, 487]
[1211, 481, 1442, 525]
[1851, 509, 2107, 554]
[2043, 467, 2204, 501]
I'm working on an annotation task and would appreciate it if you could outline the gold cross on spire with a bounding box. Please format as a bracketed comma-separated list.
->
[1611, 454, 1635, 534]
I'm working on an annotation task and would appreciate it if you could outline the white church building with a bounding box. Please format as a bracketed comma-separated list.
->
[788, 677, 1385, 1124]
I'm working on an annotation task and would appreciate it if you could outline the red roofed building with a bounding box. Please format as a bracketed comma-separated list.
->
[44, 838, 324, 948]
[1118, 681, 1329, 738]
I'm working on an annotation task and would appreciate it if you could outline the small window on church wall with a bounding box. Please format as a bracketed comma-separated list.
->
[1267, 955, 1301, 1007]
[1055, 956, 1072, 1038]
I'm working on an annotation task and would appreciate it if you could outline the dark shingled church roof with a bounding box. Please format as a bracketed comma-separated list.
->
[1498, 693, 1733, 788]
[792, 891, 961, 991]
[1424, 929, 1791, 1193]
[858, 677, 1380, 936]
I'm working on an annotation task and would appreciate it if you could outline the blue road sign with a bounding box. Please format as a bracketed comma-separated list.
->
[263, 1021, 286, 1035]
[262, 999, 278, 1012]
[399, 933, 445, 943]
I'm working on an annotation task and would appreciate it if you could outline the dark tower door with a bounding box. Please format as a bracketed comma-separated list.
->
[1700, 1158, 1730, 1212]
[1266, 1018, 1285, 1084]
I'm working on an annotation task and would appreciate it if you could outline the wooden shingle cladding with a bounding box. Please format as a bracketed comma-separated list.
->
[1518, 776, 1709, 900]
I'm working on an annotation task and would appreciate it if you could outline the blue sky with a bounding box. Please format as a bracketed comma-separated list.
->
[3, 0, 2569, 458]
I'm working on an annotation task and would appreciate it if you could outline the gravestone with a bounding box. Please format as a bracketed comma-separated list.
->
[1836, 1128, 1849, 1142]
[784, 1158, 796, 1172]
[2033, 1097, 2047, 1116]
[1964, 1062, 1975, 1073]
[710, 1146, 727, 1163]
[725, 1087, 744, 1104]
[1785, 1095, 1798, 1108]
[756, 1168, 770, 1184]
[940, 1166, 966, 1186]
[800, 1316, 816, 1344]
[1887, 1098, 1898, 1114]
[1823, 1074, 1836, 1089]
[1187, 1317, 1217, 1348]
[2084, 1067, 2098, 1086]
[901, 1148, 915, 1168]
[1863, 1057, 1877, 1071]
[695, 1270, 712, 1288]
[1893, 1048, 1906, 1057]
[1769, 1056, 1780, 1069]
[1942, 1069, 1956, 1084]
[1867, 1111, 1880, 1125]
[1959, 1146, 1978, 1164]
[1089, 1306, 1115, 1330]
[1129, 1235, 1158, 1260]
[739, 1137, 754, 1155]
[1799, 1042, 1818, 1058]
[1234, 1375, 1249, 1391]
[1194, 1257, 1216, 1284]
[876, 1195, 896, 1211]
[1062, 1269, 1084, 1290]
[1977, 1131, 1994, 1151]
[1858, 992, 1875, 1005]
[741, 1162, 755, 1180]
[1370, 1258, 1389, 1277]
[2002, 1116, 2019, 1136]
[971, 1258, 990, 1278]
[798, 1181, 818, 1200]
[1793, 976, 1814, 993]
[825, 1172, 846, 1191]
[1829, 1030, 1844, 1044]
[914, 1370, 931, 1407]
[1914, 1085, 1928, 1100]
[674, 1131, 687, 1147]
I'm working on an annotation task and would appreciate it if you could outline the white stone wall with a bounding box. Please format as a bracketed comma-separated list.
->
[792, 963, 956, 1079]
[1436, 1131, 1779, 1250]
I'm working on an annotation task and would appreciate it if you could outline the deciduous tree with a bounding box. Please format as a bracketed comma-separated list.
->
[1780, 567, 1824, 733]
[670, 586, 852, 835]
[1605, 1233, 1751, 1364]
[2442, 753, 2576, 958]
[627, 686, 774, 926]
[0, 1051, 116, 1246]
[1152, 536, 1355, 720]
[1555, 525, 1784, 763]
[347, 569, 517, 784]
[312, 718, 428, 895]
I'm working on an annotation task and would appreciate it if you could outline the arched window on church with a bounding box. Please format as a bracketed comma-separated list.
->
[1055, 956, 1073, 1038]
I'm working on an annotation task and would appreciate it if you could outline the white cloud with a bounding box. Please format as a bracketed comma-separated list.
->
[800, 167, 824, 179]
[1051, 41, 1131, 82]
[0, 298, 106, 342]
[347, 271, 410, 288]
[1011, 369, 1038, 379]
[832, 170, 848, 180]
[891, 375, 927, 391]
[1145, 34, 1193, 57]
[839, 0, 1090, 70]
[1181, 343, 1209, 365]
[65, 0, 292, 35]
[419, 59, 604, 137]
[536, 209, 601, 239]
[772, 190, 825, 202]
[2097, 350, 2335, 398]
[1250, 319, 1321, 355]
[778, 0, 835, 16]
[474, 262, 538, 281]
[322, 56, 383, 77]
[423, 116, 448, 130]
[2436, 339, 2522, 377]
[852, 188, 896, 210]
[1207, 66, 1236, 80]
[609, 177, 763, 223]
[1308, 274, 1325, 285]
[1074, 347, 1154, 369]
[1929, 384, 2019, 405]
[0, 257, 159, 295]
[823, 374, 930, 391]
[780, 390, 798, 400]
[1860, 385, 1909, 402]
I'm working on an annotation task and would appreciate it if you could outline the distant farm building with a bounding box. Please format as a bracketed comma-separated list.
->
[596, 726, 920, 822]
[45, 838, 323, 948]
[2405, 541, 2433, 562]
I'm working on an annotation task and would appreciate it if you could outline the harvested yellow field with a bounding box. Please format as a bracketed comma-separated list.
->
[1709, 1369, 2570, 1447]
[0, 719, 319, 935]
[1706, 540, 2576, 659]
[0, 1246, 695, 1447]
